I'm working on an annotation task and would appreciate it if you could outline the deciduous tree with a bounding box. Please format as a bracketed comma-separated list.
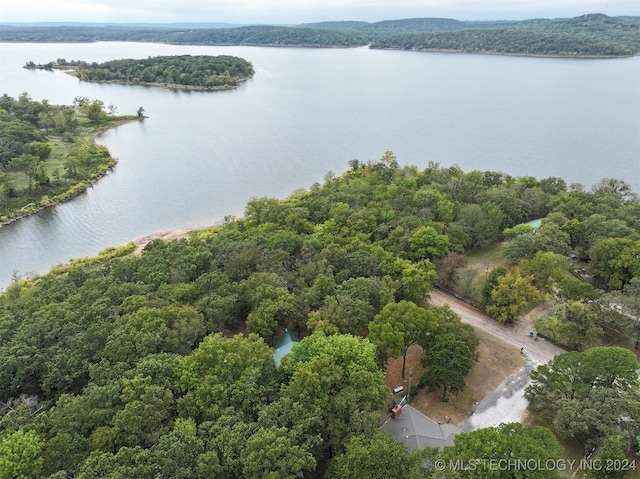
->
[175, 333, 278, 421]
[368, 300, 436, 378]
[0, 428, 44, 479]
[409, 225, 451, 260]
[241, 427, 315, 479]
[420, 333, 475, 401]
[438, 423, 563, 479]
[327, 431, 418, 479]
[486, 270, 542, 323]
[526, 347, 640, 450]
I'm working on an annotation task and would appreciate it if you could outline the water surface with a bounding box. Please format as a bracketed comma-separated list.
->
[0, 42, 638, 288]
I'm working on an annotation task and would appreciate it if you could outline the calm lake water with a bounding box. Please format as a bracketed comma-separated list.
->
[1, 42, 639, 289]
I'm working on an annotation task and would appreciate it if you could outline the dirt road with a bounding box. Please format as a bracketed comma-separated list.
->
[429, 289, 566, 366]
[429, 289, 567, 430]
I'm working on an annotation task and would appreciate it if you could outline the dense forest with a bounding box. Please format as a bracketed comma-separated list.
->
[25, 55, 255, 90]
[1, 147, 639, 477]
[370, 14, 640, 56]
[0, 93, 140, 223]
[1, 14, 639, 56]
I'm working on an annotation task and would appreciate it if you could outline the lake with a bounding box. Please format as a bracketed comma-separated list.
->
[0, 42, 639, 289]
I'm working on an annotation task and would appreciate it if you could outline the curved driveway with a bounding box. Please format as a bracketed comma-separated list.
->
[429, 289, 567, 430]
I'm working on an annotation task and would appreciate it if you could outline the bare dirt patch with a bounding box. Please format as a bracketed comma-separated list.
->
[384, 328, 525, 426]
[133, 229, 192, 254]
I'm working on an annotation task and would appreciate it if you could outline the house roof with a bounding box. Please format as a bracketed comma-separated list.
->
[272, 330, 300, 367]
[380, 405, 461, 450]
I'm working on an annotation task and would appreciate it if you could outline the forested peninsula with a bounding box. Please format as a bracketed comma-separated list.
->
[1, 152, 639, 478]
[0, 93, 141, 223]
[2, 13, 639, 57]
[25, 55, 255, 90]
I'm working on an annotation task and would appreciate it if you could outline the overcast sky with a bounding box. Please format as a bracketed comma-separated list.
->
[1, 0, 638, 24]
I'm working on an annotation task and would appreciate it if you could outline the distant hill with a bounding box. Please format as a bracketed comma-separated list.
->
[299, 17, 548, 35]
[296, 21, 371, 31]
[0, 24, 366, 47]
[1, 22, 244, 29]
[1, 14, 638, 56]
[369, 14, 640, 57]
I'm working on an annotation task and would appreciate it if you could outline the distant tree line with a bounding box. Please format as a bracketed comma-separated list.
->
[163, 25, 366, 47]
[370, 14, 640, 56]
[3, 14, 639, 56]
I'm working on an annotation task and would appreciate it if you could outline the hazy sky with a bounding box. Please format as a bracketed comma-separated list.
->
[1, 0, 638, 24]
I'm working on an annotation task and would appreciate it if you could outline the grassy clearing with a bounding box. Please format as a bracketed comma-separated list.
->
[465, 242, 509, 272]
[1, 116, 137, 223]
[449, 242, 510, 302]
[47, 137, 70, 180]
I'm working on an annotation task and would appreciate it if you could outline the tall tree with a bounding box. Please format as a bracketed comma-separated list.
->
[0, 427, 44, 479]
[583, 435, 634, 479]
[241, 427, 315, 479]
[175, 333, 278, 421]
[408, 225, 451, 261]
[526, 347, 640, 451]
[420, 333, 475, 401]
[327, 431, 419, 479]
[486, 270, 542, 323]
[246, 284, 296, 344]
[503, 221, 571, 263]
[533, 302, 603, 351]
[438, 423, 563, 479]
[282, 333, 388, 457]
[396, 258, 437, 302]
[591, 238, 640, 290]
[368, 300, 436, 378]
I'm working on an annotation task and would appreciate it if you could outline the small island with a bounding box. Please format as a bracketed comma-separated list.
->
[0, 93, 141, 224]
[25, 54, 255, 90]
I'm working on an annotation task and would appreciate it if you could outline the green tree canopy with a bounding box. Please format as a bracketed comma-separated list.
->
[327, 431, 419, 479]
[526, 347, 640, 450]
[282, 332, 381, 381]
[408, 225, 451, 260]
[0, 427, 44, 479]
[486, 270, 542, 323]
[368, 300, 437, 378]
[241, 427, 316, 479]
[438, 423, 563, 479]
[175, 333, 278, 421]
[420, 333, 476, 401]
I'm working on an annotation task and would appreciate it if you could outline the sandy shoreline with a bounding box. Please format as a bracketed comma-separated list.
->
[132, 228, 193, 254]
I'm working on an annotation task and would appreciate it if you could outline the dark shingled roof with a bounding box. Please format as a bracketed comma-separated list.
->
[380, 404, 461, 450]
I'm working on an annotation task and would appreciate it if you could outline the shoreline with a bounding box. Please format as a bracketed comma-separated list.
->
[0, 117, 141, 228]
[65, 72, 253, 92]
[0, 226, 196, 292]
[369, 46, 637, 59]
[132, 228, 193, 254]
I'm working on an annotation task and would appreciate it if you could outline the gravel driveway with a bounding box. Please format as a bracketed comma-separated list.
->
[429, 289, 567, 429]
[429, 289, 566, 365]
